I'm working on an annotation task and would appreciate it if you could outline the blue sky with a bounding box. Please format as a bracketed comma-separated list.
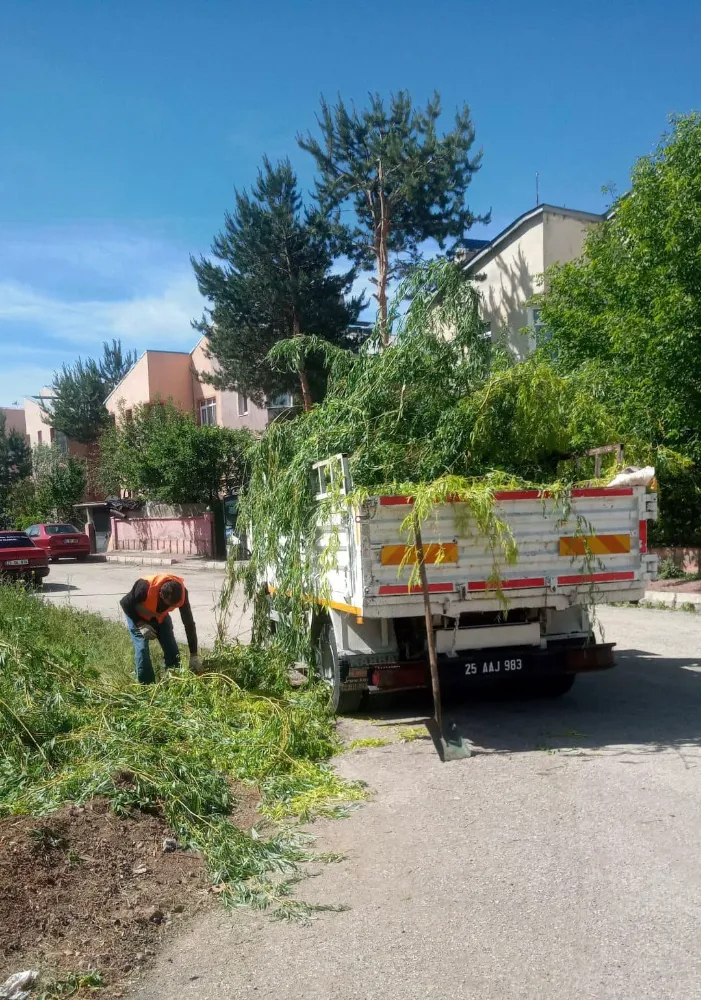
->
[1, 0, 700, 405]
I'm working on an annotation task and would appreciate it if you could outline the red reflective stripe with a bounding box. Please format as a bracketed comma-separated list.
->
[570, 487, 634, 498]
[557, 571, 635, 586]
[639, 519, 648, 554]
[378, 496, 413, 505]
[467, 577, 545, 591]
[378, 582, 455, 595]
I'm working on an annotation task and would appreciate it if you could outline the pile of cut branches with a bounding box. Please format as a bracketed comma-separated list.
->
[234, 259, 641, 656]
[0, 587, 361, 918]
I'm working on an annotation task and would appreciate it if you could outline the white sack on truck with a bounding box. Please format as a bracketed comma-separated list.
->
[607, 466, 656, 488]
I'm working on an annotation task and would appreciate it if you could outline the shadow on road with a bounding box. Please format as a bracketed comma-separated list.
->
[42, 582, 79, 593]
[362, 649, 701, 756]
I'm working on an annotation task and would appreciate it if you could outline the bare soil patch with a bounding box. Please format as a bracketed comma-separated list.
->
[0, 798, 211, 996]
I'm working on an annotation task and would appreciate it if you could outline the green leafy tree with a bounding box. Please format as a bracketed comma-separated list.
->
[192, 158, 362, 411]
[298, 91, 487, 346]
[536, 113, 701, 542]
[99, 400, 251, 504]
[6, 445, 87, 528]
[42, 340, 136, 444]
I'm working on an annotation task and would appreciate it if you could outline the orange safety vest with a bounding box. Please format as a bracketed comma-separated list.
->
[135, 573, 186, 624]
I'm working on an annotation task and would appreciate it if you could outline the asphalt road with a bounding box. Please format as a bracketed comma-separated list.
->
[125, 604, 701, 1000]
[40, 558, 252, 647]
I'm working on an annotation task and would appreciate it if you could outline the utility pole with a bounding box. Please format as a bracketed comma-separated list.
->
[536, 172, 540, 207]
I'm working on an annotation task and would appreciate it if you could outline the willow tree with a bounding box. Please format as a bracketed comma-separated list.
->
[299, 91, 487, 346]
[193, 157, 362, 411]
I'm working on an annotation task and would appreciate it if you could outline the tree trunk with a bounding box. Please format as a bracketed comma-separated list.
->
[375, 160, 391, 349]
[292, 313, 313, 412]
[298, 365, 312, 412]
[376, 239, 389, 348]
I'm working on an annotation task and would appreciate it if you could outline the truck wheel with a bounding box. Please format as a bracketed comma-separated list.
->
[537, 674, 576, 698]
[316, 622, 363, 714]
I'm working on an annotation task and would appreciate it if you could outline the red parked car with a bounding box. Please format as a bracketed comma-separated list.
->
[0, 531, 50, 586]
[26, 523, 91, 562]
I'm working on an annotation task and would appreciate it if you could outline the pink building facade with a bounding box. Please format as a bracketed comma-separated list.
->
[0, 407, 27, 440]
[106, 339, 294, 431]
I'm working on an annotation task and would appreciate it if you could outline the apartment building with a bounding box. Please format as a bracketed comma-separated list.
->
[461, 204, 605, 358]
[105, 339, 293, 429]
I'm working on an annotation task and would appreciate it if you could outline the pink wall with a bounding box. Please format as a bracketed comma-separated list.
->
[146, 352, 194, 412]
[112, 513, 215, 557]
[106, 351, 193, 421]
[651, 547, 701, 574]
[105, 354, 151, 420]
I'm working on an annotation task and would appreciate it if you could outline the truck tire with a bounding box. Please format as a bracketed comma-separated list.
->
[537, 674, 576, 698]
[316, 622, 363, 714]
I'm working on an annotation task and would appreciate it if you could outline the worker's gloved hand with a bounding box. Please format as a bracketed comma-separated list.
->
[189, 654, 204, 675]
[138, 623, 157, 642]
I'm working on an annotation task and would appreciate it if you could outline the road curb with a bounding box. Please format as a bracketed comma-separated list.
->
[642, 590, 701, 610]
[104, 553, 228, 571]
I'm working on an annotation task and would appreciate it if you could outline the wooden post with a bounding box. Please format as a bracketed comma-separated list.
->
[413, 513, 442, 733]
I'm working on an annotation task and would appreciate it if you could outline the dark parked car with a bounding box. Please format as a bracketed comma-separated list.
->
[0, 531, 50, 587]
[26, 523, 91, 562]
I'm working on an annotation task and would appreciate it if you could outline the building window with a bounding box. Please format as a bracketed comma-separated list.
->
[124, 409, 133, 423]
[528, 307, 550, 343]
[37, 430, 42, 445]
[199, 398, 217, 426]
[237, 393, 249, 416]
[268, 392, 293, 409]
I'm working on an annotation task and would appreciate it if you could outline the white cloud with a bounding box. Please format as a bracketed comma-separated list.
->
[0, 271, 203, 353]
[0, 225, 209, 405]
[0, 362, 58, 408]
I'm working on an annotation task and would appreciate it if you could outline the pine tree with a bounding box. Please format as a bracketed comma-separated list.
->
[298, 91, 487, 346]
[0, 411, 31, 498]
[192, 157, 362, 411]
[100, 339, 138, 392]
[42, 340, 136, 444]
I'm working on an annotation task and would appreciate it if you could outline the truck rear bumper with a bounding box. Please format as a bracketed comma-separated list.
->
[348, 641, 616, 694]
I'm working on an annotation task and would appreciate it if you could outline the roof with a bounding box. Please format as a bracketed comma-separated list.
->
[461, 204, 606, 275]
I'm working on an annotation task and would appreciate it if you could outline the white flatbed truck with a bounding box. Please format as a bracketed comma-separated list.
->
[270, 456, 659, 711]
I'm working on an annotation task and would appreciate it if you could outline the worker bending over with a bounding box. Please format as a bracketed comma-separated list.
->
[120, 573, 202, 684]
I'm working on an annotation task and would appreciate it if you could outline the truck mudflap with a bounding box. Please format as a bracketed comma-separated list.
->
[348, 641, 616, 693]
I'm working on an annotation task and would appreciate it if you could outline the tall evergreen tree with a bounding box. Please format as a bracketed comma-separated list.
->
[100, 338, 138, 392]
[192, 157, 362, 411]
[42, 340, 136, 444]
[0, 412, 32, 498]
[298, 91, 487, 346]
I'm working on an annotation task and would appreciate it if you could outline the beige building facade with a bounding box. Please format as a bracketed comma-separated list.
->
[463, 204, 604, 359]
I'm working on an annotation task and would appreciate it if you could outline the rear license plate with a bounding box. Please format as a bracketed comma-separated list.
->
[5, 559, 29, 566]
[63, 539, 78, 544]
[465, 656, 526, 677]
